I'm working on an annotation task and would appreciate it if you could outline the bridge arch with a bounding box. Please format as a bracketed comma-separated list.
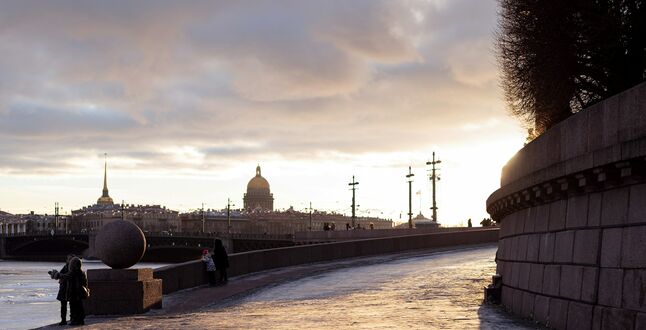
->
[9, 237, 89, 258]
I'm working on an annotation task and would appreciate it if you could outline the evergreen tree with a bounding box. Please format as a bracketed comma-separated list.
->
[498, 0, 646, 136]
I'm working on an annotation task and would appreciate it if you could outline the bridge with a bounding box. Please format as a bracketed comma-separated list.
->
[0, 232, 297, 262]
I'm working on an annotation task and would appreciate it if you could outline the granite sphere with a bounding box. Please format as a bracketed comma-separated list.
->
[95, 220, 147, 269]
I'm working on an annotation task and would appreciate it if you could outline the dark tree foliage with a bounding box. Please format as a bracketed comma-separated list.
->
[480, 218, 493, 227]
[498, 0, 646, 136]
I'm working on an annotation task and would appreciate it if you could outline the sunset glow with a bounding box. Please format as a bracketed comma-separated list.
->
[0, 0, 525, 226]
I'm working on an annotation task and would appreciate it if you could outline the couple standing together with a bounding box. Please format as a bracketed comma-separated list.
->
[50, 254, 90, 326]
[202, 239, 229, 286]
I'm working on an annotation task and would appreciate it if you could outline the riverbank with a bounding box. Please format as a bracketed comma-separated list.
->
[0, 261, 168, 330]
[37, 244, 544, 329]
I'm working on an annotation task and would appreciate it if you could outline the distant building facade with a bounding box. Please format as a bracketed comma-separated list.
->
[243, 165, 274, 211]
[184, 164, 393, 235]
[412, 212, 440, 229]
[69, 157, 179, 233]
[0, 211, 26, 235]
[180, 207, 393, 235]
[10, 160, 393, 236]
[71, 204, 179, 233]
[0, 210, 69, 235]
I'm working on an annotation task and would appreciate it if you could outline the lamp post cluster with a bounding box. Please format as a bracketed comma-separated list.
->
[405, 152, 442, 227]
[346, 152, 441, 230]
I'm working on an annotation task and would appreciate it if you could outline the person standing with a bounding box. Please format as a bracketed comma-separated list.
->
[50, 254, 74, 325]
[214, 239, 229, 284]
[57, 257, 89, 325]
[202, 249, 217, 286]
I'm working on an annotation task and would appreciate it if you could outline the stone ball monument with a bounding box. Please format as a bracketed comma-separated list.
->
[95, 220, 146, 269]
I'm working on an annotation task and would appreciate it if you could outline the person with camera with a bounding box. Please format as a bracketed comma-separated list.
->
[48, 254, 75, 326]
[51, 257, 89, 326]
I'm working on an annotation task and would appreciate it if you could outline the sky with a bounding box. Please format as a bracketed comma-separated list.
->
[0, 0, 525, 226]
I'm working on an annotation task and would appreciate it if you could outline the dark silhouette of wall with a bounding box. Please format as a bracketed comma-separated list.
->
[487, 82, 646, 329]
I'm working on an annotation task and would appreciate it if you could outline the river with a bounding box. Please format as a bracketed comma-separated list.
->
[0, 260, 167, 330]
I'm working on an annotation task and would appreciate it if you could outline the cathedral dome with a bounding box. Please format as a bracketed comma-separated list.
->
[246, 165, 270, 193]
[244, 165, 274, 211]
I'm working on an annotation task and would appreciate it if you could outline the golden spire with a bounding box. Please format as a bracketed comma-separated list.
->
[97, 153, 114, 205]
[102, 153, 108, 196]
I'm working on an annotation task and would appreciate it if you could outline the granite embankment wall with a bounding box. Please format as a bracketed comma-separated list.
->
[154, 228, 498, 294]
[487, 82, 646, 329]
[294, 227, 484, 242]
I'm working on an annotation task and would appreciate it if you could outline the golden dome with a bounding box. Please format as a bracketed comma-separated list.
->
[97, 195, 114, 205]
[247, 165, 270, 192]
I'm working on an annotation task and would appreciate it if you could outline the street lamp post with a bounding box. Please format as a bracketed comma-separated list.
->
[54, 202, 59, 234]
[227, 198, 232, 234]
[348, 176, 359, 228]
[426, 152, 442, 223]
[201, 202, 205, 234]
[406, 166, 415, 229]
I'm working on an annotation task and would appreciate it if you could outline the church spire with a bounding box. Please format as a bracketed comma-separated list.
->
[256, 164, 261, 176]
[97, 153, 114, 205]
[102, 153, 109, 197]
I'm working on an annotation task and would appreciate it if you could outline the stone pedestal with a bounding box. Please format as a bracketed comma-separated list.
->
[85, 268, 162, 315]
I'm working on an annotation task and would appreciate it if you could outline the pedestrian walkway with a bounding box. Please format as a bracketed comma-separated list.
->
[37, 243, 538, 329]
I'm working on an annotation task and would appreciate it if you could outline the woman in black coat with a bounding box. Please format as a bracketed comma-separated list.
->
[53, 254, 75, 325]
[58, 257, 89, 325]
[214, 239, 229, 284]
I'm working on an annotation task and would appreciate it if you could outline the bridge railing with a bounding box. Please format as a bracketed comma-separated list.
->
[145, 232, 294, 241]
[0, 232, 88, 239]
[294, 226, 496, 242]
[1, 231, 293, 240]
[153, 228, 499, 294]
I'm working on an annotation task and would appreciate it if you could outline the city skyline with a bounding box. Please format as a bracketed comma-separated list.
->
[0, 0, 525, 225]
[0, 152, 518, 225]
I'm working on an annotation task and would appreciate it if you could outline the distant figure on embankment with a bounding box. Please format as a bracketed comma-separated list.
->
[214, 239, 229, 285]
[202, 249, 217, 286]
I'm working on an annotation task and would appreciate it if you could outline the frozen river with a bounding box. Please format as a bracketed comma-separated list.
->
[83, 245, 543, 329]
[0, 260, 167, 330]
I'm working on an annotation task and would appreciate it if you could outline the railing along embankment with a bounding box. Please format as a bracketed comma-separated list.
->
[154, 228, 499, 294]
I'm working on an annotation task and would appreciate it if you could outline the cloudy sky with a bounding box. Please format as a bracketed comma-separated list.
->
[0, 0, 525, 226]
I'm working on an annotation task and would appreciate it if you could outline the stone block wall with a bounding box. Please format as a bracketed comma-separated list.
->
[487, 82, 646, 329]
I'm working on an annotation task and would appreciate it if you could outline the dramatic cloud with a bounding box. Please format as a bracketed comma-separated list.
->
[0, 0, 525, 223]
